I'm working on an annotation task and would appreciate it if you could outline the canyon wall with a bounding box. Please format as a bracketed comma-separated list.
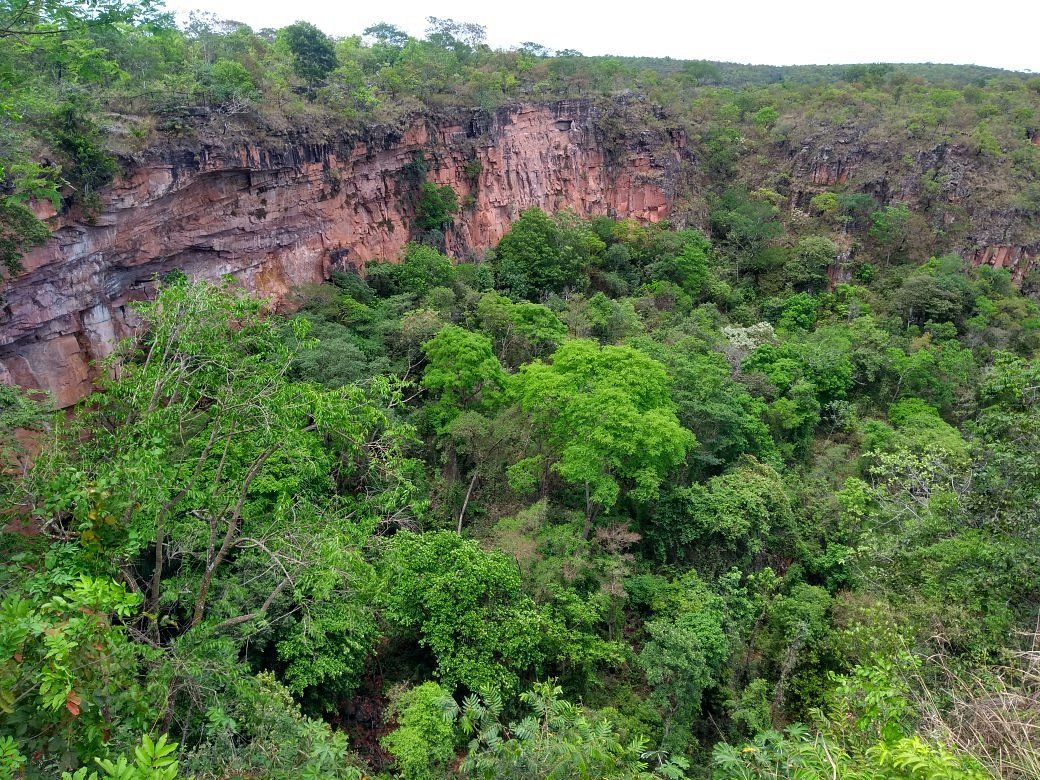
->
[0, 101, 683, 406]
[2, 97, 1037, 408]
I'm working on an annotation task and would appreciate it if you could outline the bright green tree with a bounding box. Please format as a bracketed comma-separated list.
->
[422, 324, 506, 429]
[379, 531, 546, 693]
[21, 278, 419, 707]
[512, 340, 695, 529]
[415, 181, 459, 232]
[381, 682, 457, 780]
[456, 681, 689, 780]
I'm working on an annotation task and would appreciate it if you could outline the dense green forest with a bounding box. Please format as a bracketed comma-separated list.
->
[3, 1, 1040, 779]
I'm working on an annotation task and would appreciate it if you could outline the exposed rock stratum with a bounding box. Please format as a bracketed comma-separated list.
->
[0, 101, 680, 406]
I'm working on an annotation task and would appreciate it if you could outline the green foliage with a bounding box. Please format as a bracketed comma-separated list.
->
[512, 339, 695, 522]
[62, 734, 180, 780]
[0, 735, 26, 778]
[382, 682, 457, 780]
[774, 292, 820, 330]
[379, 531, 547, 693]
[493, 208, 594, 299]
[809, 192, 840, 218]
[209, 59, 257, 102]
[456, 681, 688, 779]
[0, 382, 44, 497]
[474, 292, 566, 366]
[0, 198, 51, 276]
[637, 339, 776, 477]
[2, 36, 1040, 765]
[639, 580, 729, 749]
[838, 193, 879, 231]
[6, 278, 424, 769]
[790, 236, 837, 291]
[643, 229, 713, 294]
[651, 458, 794, 571]
[416, 181, 460, 232]
[51, 102, 120, 201]
[714, 656, 988, 778]
[868, 203, 910, 262]
[422, 324, 505, 428]
[709, 187, 784, 268]
[178, 671, 364, 779]
[0, 572, 149, 767]
[369, 243, 457, 297]
[712, 725, 989, 780]
[751, 105, 779, 129]
[280, 21, 338, 84]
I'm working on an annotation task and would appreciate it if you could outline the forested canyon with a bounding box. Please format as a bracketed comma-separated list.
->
[2, 3, 1040, 779]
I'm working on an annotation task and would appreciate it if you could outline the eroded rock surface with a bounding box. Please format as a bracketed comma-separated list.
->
[0, 101, 681, 406]
[3, 98, 1037, 408]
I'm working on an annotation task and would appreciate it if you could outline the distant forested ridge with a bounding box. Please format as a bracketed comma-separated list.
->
[2, 2, 1040, 779]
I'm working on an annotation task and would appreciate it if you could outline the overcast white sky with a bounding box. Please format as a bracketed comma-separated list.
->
[161, 0, 1038, 73]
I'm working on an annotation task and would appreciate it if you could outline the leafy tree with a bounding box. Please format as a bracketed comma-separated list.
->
[415, 181, 459, 232]
[455, 681, 689, 779]
[773, 292, 820, 331]
[19, 279, 419, 716]
[838, 193, 879, 231]
[0, 572, 150, 768]
[422, 324, 506, 428]
[512, 340, 695, 528]
[178, 671, 365, 778]
[581, 291, 642, 343]
[209, 59, 257, 102]
[368, 242, 456, 297]
[650, 458, 794, 572]
[709, 187, 784, 276]
[363, 21, 409, 49]
[425, 17, 486, 63]
[493, 208, 585, 299]
[280, 21, 337, 84]
[712, 725, 987, 780]
[0, 0, 156, 38]
[639, 578, 729, 750]
[790, 236, 837, 292]
[0, 382, 43, 496]
[379, 531, 547, 693]
[868, 203, 910, 264]
[0, 198, 51, 276]
[751, 105, 779, 129]
[50, 101, 120, 205]
[633, 337, 777, 478]
[640, 229, 713, 295]
[382, 682, 457, 780]
[809, 192, 841, 221]
[474, 292, 566, 366]
[890, 258, 971, 327]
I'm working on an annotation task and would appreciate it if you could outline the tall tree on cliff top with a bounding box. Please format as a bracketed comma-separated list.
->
[280, 20, 337, 84]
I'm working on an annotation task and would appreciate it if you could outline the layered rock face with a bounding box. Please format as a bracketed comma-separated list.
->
[4, 97, 1036, 408]
[0, 101, 682, 406]
[787, 130, 1040, 283]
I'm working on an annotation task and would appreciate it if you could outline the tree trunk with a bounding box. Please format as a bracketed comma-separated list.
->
[457, 470, 479, 534]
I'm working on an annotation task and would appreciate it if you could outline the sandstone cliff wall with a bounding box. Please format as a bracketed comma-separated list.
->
[3, 98, 1037, 408]
[0, 101, 682, 406]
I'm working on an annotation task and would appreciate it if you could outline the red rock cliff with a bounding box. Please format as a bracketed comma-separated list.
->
[0, 101, 683, 406]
